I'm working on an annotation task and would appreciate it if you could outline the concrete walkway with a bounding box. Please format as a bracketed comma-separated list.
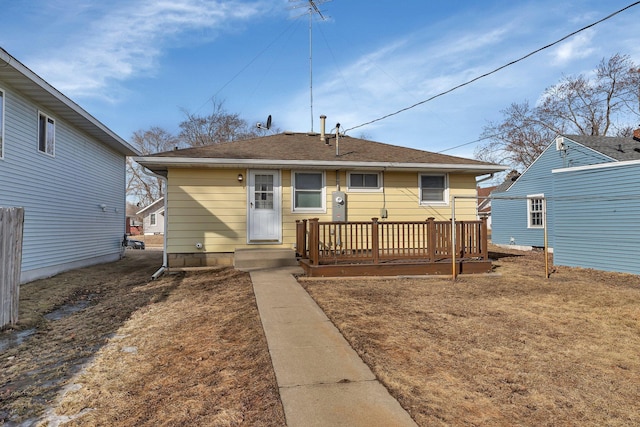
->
[251, 267, 417, 427]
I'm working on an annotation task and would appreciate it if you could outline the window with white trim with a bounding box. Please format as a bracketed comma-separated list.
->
[419, 173, 448, 204]
[292, 171, 325, 212]
[38, 112, 55, 156]
[527, 195, 544, 228]
[0, 89, 4, 159]
[150, 213, 157, 226]
[347, 172, 382, 192]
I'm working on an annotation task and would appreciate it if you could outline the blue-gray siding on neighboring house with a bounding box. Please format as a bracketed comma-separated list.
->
[491, 138, 612, 248]
[1, 69, 133, 282]
[553, 160, 640, 275]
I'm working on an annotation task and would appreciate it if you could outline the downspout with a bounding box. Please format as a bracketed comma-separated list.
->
[140, 168, 168, 279]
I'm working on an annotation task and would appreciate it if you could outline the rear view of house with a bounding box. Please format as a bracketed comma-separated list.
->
[134, 119, 506, 270]
[0, 48, 138, 283]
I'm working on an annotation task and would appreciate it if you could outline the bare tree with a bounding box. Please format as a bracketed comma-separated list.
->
[475, 101, 560, 167]
[127, 127, 178, 207]
[179, 100, 260, 146]
[477, 54, 640, 171]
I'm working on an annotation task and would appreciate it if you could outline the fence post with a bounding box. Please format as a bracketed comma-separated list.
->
[1, 207, 25, 328]
[371, 218, 379, 264]
[308, 218, 319, 265]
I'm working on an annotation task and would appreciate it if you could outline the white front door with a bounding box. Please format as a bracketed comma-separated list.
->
[248, 170, 281, 242]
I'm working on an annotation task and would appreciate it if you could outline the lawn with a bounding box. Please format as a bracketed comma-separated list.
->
[301, 248, 640, 426]
[2, 247, 639, 426]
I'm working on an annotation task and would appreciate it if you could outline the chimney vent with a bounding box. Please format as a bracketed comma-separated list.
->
[320, 115, 327, 144]
[633, 127, 640, 142]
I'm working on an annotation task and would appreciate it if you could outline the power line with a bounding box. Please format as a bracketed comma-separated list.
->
[344, 1, 640, 134]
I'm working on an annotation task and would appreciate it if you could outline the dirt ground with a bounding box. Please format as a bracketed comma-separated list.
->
[2, 246, 639, 426]
[0, 250, 284, 426]
[301, 248, 640, 426]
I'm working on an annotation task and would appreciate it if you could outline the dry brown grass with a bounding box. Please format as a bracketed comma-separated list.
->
[301, 248, 640, 426]
[0, 252, 284, 426]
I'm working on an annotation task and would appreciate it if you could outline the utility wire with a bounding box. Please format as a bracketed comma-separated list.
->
[343, 1, 640, 134]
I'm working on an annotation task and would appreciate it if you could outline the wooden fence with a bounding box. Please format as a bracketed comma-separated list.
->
[1, 207, 25, 328]
[296, 217, 488, 266]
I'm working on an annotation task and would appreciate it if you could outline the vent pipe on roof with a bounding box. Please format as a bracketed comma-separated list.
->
[320, 115, 327, 144]
[633, 127, 640, 142]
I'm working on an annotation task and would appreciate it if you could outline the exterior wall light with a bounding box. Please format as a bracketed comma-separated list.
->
[100, 204, 107, 211]
[237, 173, 244, 182]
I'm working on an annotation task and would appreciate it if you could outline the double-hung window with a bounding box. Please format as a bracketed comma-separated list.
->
[38, 112, 55, 156]
[527, 195, 544, 228]
[348, 172, 382, 192]
[419, 173, 448, 205]
[292, 171, 325, 212]
[0, 89, 4, 159]
[150, 213, 157, 226]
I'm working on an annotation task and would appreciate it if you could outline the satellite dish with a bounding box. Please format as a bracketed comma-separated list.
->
[266, 115, 272, 130]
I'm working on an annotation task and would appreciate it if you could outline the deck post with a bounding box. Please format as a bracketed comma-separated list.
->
[427, 218, 436, 262]
[295, 219, 308, 259]
[308, 218, 320, 265]
[480, 217, 488, 260]
[371, 218, 380, 264]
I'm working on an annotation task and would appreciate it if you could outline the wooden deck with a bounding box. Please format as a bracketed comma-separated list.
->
[296, 217, 492, 277]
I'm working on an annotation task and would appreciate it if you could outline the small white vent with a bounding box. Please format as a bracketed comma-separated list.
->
[555, 136, 566, 151]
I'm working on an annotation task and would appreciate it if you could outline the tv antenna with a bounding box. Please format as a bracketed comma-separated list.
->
[289, 0, 330, 132]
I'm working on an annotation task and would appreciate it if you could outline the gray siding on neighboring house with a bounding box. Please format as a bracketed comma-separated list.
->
[553, 160, 640, 275]
[143, 207, 164, 235]
[0, 83, 126, 282]
[491, 138, 612, 248]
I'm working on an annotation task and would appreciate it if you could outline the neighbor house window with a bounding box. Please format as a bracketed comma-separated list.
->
[38, 112, 55, 156]
[150, 213, 157, 226]
[527, 195, 544, 228]
[0, 89, 4, 159]
[292, 171, 325, 212]
[419, 174, 448, 204]
[348, 172, 382, 191]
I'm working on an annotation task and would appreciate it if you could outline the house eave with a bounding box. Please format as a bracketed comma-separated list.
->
[0, 48, 139, 156]
[133, 157, 508, 176]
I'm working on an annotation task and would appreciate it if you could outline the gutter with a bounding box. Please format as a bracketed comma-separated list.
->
[133, 156, 508, 174]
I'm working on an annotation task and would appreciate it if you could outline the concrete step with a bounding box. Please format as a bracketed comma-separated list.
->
[234, 248, 299, 271]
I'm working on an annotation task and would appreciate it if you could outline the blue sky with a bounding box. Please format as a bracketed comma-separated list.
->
[1, 0, 639, 159]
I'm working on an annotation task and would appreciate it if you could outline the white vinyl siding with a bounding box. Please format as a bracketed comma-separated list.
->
[527, 195, 544, 228]
[0, 88, 4, 159]
[347, 172, 382, 192]
[38, 111, 55, 156]
[419, 173, 448, 205]
[292, 171, 325, 212]
[0, 88, 126, 283]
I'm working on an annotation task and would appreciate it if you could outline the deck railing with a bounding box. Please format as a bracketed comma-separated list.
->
[296, 217, 488, 266]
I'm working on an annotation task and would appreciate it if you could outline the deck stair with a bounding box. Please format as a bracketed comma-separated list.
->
[234, 248, 299, 271]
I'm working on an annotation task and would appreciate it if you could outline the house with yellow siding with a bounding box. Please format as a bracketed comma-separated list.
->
[134, 122, 506, 269]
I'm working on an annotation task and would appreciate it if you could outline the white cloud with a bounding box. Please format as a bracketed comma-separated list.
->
[550, 30, 595, 66]
[31, 0, 265, 101]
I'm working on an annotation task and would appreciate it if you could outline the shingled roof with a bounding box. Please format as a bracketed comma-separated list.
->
[564, 134, 640, 161]
[135, 132, 506, 176]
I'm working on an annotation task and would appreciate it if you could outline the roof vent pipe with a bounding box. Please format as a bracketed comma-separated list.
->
[320, 115, 327, 144]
